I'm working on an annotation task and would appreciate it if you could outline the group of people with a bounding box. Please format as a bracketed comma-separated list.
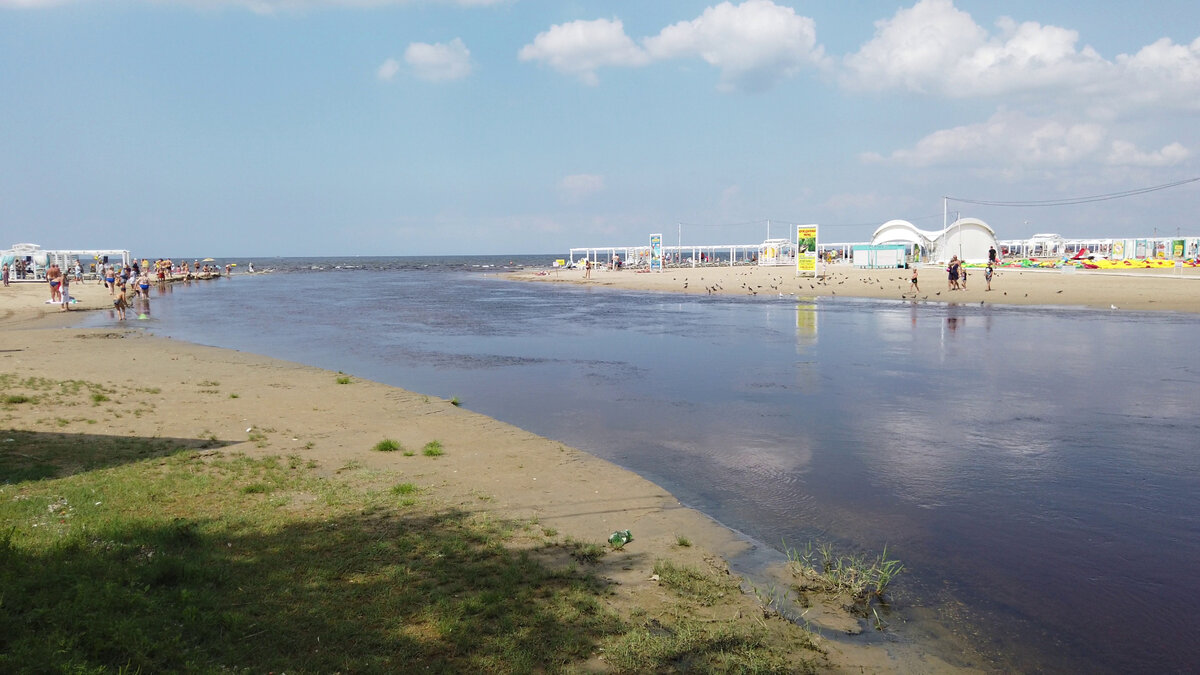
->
[944, 255, 996, 292]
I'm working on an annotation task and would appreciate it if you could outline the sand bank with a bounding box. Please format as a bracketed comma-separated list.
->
[0, 281, 982, 672]
[508, 262, 1200, 313]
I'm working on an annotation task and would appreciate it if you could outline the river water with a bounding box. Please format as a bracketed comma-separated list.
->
[84, 257, 1200, 673]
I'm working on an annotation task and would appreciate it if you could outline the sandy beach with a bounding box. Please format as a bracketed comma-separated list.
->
[0, 279, 985, 672]
[507, 262, 1200, 313]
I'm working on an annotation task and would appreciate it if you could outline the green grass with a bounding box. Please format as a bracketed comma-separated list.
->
[372, 438, 402, 453]
[336, 376, 352, 385]
[3, 394, 31, 404]
[675, 534, 692, 547]
[0, 446, 631, 673]
[784, 540, 904, 619]
[652, 559, 739, 607]
[391, 482, 418, 495]
[422, 440, 444, 457]
[449, 397, 461, 406]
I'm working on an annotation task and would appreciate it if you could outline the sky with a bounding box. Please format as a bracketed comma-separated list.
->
[2, 0, 1198, 256]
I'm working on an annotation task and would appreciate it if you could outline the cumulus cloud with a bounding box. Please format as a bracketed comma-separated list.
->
[863, 110, 1189, 169]
[518, 18, 649, 86]
[1106, 141, 1191, 167]
[405, 38, 472, 82]
[843, 0, 1200, 112]
[519, 1, 824, 91]
[642, 0, 824, 92]
[376, 58, 400, 81]
[558, 174, 605, 203]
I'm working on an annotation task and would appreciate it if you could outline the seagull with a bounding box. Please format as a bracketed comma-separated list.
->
[1110, 304, 1118, 310]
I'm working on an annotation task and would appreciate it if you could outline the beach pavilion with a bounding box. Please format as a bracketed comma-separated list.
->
[870, 218, 999, 264]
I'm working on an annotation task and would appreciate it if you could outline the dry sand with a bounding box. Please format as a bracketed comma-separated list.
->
[508, 262, 1200, 313]
[0, 279, 984, 672]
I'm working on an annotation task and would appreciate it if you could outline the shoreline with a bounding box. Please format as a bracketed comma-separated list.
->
[0, 280, 982, 672]
[505, 262, 1200, 313]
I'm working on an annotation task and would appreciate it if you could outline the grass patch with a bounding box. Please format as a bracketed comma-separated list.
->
[449, 397, 461, 407]
[563, 538, 606, 564]
[675, 534, 692, 547]
[422, 440, 444, 457]
[653, 559, 739, 607]
[336, 376, 352, 385]
[391, 482, 418, 495]
[0, 448, 633, 673]
[3, 394, 31, 404]
[372, 438, 403, 453]
[785, 540, 904, 619]
[90, 393, 109, 404]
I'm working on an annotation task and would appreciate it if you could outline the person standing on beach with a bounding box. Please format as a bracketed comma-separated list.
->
[584, 258, 592, 279]
[948, 256, 959, 291]
[960, 264, 968, 290]
[985, 264, 994, 291]
[47, 263, 62, 302]
[60, 273, 71, 310]
[989, 246, 998, 265]
[113, 278, 128, 320]
[910, 266, 919, 293]
[2, 264, 8, 287]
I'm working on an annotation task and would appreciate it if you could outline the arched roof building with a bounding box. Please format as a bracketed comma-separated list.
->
[870, 218, 999, 263]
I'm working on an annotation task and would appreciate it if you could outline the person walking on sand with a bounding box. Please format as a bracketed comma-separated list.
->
[985, 264, 994, 291]
[584, 258, 592, 279]
[2, 263, 8, 287]
[910, 266, 919, 293]
[960, 263, 968, 290]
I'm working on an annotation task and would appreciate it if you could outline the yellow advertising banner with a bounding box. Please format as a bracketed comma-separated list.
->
[796, 225, 818, 275]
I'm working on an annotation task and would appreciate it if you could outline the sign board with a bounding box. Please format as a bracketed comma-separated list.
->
[650, 234, 663, 272]
[796, 225, 818, 276]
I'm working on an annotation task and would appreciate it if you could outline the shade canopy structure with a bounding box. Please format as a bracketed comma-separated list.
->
[870, 218, 998, 264]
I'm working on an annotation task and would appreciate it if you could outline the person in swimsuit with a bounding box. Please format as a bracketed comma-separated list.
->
[985, 264, 994, 291]
[105, 265, 116, 294]
[47, 263, 62, 302]
[948, 256, 959, 291]
[910, 266, 919, 293]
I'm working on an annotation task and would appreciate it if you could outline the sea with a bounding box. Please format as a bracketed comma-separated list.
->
[83, 255, 1200, 673]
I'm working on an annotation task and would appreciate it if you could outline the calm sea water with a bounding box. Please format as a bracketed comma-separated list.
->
[84, 256, 1200, 673]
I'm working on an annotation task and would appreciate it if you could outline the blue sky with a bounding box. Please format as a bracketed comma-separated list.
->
[2, 0, 1198, 256]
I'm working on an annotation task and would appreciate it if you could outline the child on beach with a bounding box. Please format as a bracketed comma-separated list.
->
[60, 274, 71, 311]
[113, 279, 128, 320]
[910, 267, 919, 293]
[960, 264, 968, 289]
[985, 264, 994, 291]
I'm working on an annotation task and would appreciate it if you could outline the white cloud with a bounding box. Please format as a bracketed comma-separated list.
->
[642, 0, 824, 92]
[843, 0, 1105, 96]
[376, 58, 400, 81]
[1106, 141, 1190, 167]
[519, 1, 823, 91]
[518, 18, 649, 86]
[864, 110, 1189, 169]
[405, 38, 472, 82]
[843, 0, 1200, 113]
[558, 174, 605, 203]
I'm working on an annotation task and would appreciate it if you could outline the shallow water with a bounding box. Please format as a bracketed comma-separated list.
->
[85, 258, 1200, 673]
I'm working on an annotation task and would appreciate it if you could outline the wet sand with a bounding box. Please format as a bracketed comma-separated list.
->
[0, 279, 981, 672]
[507, 262, 1200, 313]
